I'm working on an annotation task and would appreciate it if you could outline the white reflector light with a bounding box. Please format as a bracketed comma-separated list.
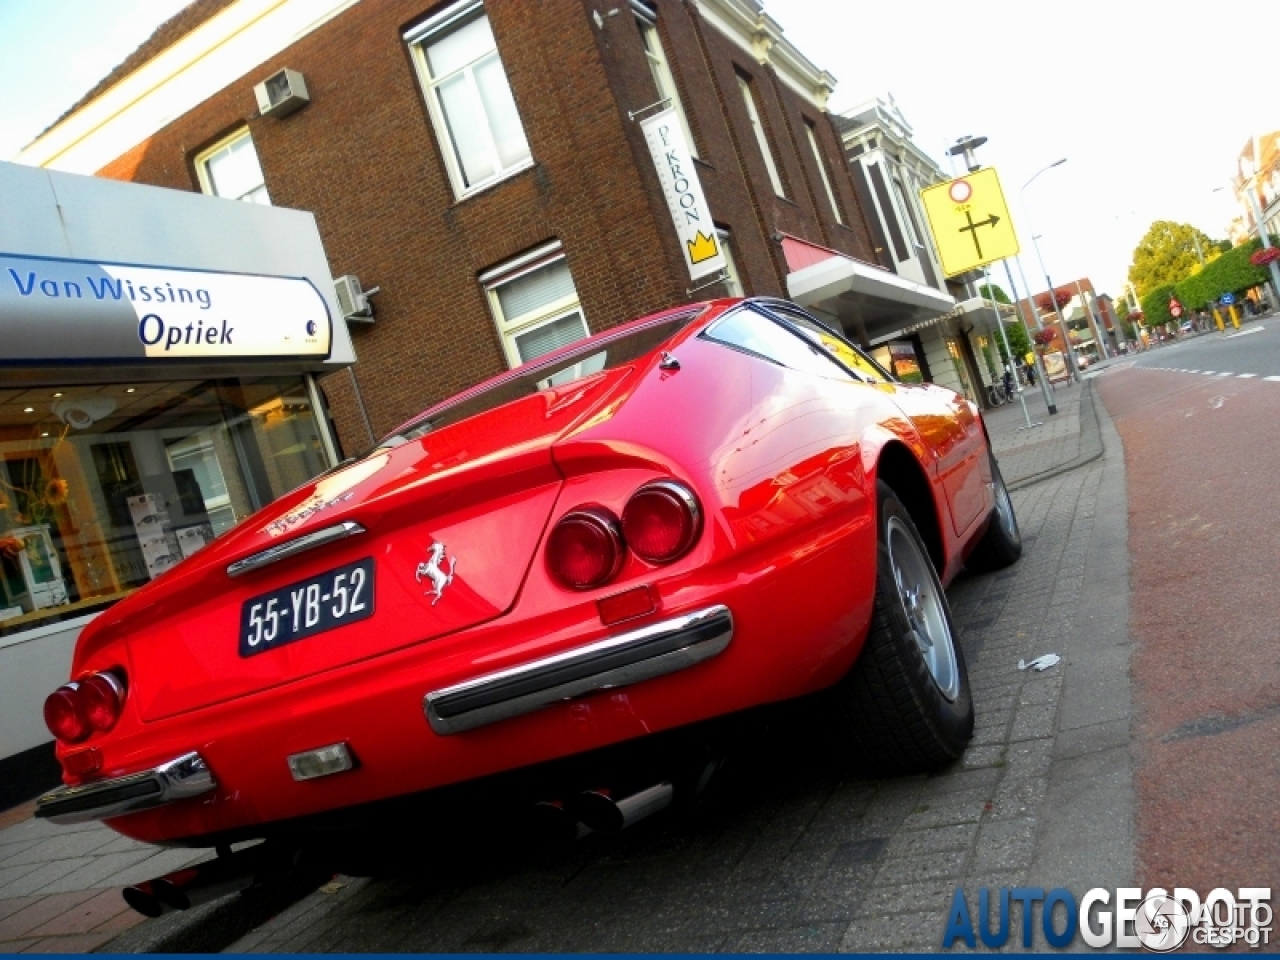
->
[287, 742, 355, 781]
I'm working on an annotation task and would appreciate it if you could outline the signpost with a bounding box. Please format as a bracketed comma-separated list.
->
[919, 167, 1020, 277]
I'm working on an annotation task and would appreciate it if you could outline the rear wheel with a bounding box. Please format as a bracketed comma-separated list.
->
[966, 454, 1022, 572]
[827, 481, 973, 774]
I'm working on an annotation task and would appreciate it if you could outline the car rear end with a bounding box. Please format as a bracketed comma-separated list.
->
[36, 302, 876, 845]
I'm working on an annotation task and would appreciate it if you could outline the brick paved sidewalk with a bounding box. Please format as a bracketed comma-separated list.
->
[983, 378, 1090, 486]
[0, 802, 207, 953]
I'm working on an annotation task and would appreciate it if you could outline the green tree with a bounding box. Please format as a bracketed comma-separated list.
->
[979, 282, 1011, 304]
[1140, 282, 1179, 327]
[994, 319, 1032, 363]
[1128, 221, 1217, 295]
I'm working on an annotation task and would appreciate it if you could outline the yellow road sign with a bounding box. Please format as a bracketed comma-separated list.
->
[920, 167, 1020, 276]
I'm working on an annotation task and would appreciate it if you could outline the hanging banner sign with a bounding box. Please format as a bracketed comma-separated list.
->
[639, 108, 726, 282]
[0, 253, 331, 364]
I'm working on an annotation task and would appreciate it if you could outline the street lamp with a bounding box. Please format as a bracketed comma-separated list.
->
[1020, 159, 1080, 379]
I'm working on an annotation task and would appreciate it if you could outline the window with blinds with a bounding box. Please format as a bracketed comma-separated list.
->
[408, 3, 533, 198]
[483, 245, 589, 367]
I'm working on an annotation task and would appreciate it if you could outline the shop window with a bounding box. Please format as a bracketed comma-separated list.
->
[737, 73, 786, 199]
[196, 130, 270, 204]
[408, 2, 533, 198]
[482, 243, 589, 369]
[871, 341, 925, 383]
[0, 377, 329, 641]
[635, 9, 697, 158]
[805, 120, 844, 225]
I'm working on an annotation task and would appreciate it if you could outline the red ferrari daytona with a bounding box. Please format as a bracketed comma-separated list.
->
[36, 297, 1020, 905]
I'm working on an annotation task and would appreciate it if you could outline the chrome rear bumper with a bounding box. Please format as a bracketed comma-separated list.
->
[35, 752, 216, 825]
[424, 605, 733, 734]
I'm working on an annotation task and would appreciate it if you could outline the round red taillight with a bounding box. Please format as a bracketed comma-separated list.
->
[547, 508, 625, 590]
[80, 672, 125, 733]
[44, 683, 89, 744]
[622, 480, 701, 563]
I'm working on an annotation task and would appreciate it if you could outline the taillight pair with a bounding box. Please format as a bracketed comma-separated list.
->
[547, 479, 701, 590]
[44, 671, 126, 744]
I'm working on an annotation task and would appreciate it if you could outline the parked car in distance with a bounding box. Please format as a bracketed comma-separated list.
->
[36, 298, 1021, 911]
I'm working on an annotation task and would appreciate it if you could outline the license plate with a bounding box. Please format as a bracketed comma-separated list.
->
[239, 558, 375, 658]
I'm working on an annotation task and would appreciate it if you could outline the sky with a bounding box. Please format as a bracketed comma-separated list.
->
[1, 0, 1276, 301]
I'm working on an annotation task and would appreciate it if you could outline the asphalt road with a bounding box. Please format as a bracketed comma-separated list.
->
[1128, 317, 1280, 379]
[1094, 346, 1280, 899]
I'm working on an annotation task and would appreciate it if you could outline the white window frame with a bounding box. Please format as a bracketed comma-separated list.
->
[480, 242, 588, 368]
[717, 228, 744, 297]
[406, 0, 534, 200]
[194, 129, 270, 204]
[634, 8, 697, 159]
[738, 74, 786, 198]
[805, 120, 843, 224]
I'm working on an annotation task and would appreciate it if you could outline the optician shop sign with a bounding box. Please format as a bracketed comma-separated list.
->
[0, 253, 331, 364]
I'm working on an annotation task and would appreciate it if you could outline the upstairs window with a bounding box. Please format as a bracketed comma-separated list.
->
[805, 120, 844, 225]
[196, 130, 269, 204]
[408, 2, 533, 198]
[737, 73, 786, 198]
[481, 243, 589, 369]
[635, 11, 697, 157]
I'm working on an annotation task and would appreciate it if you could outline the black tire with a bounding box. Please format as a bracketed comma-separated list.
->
[827, 481, 973, 774]
[966, 454, 1022, 573]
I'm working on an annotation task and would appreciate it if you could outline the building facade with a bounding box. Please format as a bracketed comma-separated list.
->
[832, 97, 1017, 408]
[20, 0, 956, 455]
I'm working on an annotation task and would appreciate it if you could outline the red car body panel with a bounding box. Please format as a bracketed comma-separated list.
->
[48, 299, 995, 845]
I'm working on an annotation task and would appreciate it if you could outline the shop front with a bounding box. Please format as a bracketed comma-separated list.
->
[0, 162, 354, 799]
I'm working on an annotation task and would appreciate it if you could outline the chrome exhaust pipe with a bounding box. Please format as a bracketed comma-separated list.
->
[569, 782, 673, 833]
[122, 844, 270, 917]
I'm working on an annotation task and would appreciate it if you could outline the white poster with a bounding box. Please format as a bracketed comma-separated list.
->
[639, 108, 726, 282]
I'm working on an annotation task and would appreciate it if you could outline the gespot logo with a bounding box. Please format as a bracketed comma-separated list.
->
[942, 885, 1272, 951]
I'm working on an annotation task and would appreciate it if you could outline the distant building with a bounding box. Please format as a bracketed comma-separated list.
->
[1233, 131, 1280, 245]
[833, 96, 1018, 405]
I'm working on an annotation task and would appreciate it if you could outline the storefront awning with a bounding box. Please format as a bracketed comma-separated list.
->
[780, 234, 955, 344]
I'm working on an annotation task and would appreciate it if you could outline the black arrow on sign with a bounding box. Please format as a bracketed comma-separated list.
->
[958, 210, 1001, 259]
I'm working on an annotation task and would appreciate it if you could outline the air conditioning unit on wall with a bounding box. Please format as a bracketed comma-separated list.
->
[335, 275, 378, 323]
[254, 68, 310, 118]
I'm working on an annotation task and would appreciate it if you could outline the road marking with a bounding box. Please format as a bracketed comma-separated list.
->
[1237, 373, 1257, 378]
[1187, 369, 1200, 373]
[1266, 376, 1280, 382]
[1225, 326, 1264, 339]
[1202, 371, 1216, 375]
[1217, 372, 1233, 377]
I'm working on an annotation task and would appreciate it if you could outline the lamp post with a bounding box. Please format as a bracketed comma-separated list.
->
[1020, 159, 1080, 379]
[1004, 258, 1057, 416]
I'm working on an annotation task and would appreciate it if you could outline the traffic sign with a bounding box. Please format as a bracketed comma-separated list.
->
[1169, 297, 1183, 318]
[920, 167, 1020, 276]
[1221, 293, 1235, 305]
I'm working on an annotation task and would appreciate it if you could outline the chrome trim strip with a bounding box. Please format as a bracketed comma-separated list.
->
[226, 521, 365, 577]
[424, 605, 732, 735]
[34, 752, 216, 825]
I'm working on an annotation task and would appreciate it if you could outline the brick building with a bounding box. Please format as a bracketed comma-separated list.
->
[20, 0, 965, 454]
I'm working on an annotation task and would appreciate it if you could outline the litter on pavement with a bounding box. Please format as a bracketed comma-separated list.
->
[1018, 654, 1061, 672]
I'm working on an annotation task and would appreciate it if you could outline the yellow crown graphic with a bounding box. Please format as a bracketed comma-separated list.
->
[687, 231, 719, 264]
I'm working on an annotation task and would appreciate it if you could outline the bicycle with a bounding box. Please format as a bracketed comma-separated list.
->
[985, 382, 1008, 406]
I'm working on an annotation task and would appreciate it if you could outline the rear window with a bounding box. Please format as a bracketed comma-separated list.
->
[384, 311, 699, 444]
